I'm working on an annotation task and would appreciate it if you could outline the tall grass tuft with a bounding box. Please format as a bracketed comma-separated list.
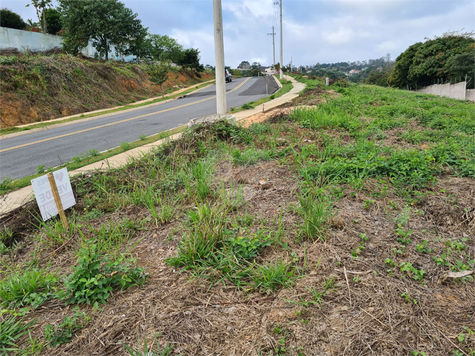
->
[297, 189, 334, 241]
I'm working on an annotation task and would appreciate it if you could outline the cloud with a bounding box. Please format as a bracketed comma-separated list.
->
[1, 0, 474, 67]
[376, 40, 400, 52]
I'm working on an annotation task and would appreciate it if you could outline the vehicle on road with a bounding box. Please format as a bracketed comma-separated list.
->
[225, 69, 232, 83]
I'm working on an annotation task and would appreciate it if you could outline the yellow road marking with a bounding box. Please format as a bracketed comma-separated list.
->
[0, 78, 251, 153]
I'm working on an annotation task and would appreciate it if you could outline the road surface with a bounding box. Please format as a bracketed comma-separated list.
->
[0, 76, 279, 180]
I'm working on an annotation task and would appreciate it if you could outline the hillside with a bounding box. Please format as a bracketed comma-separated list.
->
[0, 54, 213, 127]
[0, 78, 474, 355]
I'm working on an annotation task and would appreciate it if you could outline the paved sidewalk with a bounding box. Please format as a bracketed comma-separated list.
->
[0, 75, 305, 217]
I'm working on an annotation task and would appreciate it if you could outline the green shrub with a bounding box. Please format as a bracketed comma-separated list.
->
[57, 241, 147, 305]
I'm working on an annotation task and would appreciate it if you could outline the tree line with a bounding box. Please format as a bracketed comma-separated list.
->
[388, 31, 474, 89]
[298, 32, 474, 89]
[1, 0, 204, 73]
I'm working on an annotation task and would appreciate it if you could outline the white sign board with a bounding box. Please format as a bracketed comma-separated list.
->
[31, 168, 76, 221]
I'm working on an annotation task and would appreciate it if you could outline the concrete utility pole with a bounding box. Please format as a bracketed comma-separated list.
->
[267, 26, 276, 70]
[279, 0, 283, 79]
[213, 0, 226, 115]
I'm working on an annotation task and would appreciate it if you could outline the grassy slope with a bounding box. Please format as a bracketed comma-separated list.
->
[0, 54, 213, 128]
[0, 78, 474, 355]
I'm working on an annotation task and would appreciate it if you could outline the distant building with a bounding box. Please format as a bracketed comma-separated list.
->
[349, 69, 361, 74]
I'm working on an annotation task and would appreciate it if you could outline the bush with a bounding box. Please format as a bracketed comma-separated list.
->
[57, 241, 147, 305]
[0, 8, 26, 30]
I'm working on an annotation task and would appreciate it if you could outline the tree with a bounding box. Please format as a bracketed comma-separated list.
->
[149, 34, 184, 63]
[445, 46, 475, 88]
[26, 18, 40, 29]
[388, 34, 474, 88]
[0, 8, 26, 29]
[26, 0, 52, 33]
[237, 61, 250, 69]
[365, 66, 394, 87]
[147, 62, 170, 97]
[43, 7, 62, 35]
[178, 48, 204, 73]
[125, 33, 152, 62]
[387, 42, 421, 88]
[59, 0, 148, 61]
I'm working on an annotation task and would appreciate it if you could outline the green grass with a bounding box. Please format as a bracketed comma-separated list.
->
[0, 316, 36, 355]
[252, 259, 297, 293]
[0, 125, 186, 195]
[1, 75, 474, 354]
[296, 189, 334, 241]
[0, 268, 57, 309]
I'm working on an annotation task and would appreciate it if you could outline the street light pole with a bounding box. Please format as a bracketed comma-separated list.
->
[279, 0, 283, 79]
[267, 26, 276, 70]
[213, 0, 226, 115]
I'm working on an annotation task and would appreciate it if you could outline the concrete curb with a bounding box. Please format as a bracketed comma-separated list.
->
[0, 75, 305, 217]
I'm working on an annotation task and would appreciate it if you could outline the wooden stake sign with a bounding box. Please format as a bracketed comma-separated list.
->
[31, 168, 76, 226]
[47, 172, 69, 229]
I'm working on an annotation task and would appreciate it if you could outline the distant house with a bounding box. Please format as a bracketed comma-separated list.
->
[349, 69, 361, 75]
[376, 66, 383, 72]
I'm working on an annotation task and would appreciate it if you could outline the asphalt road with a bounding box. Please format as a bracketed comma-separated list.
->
[0, 76, 279, 180]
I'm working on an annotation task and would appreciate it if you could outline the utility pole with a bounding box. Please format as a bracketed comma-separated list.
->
[213, 0, 226, 115]
[267, 26, 276, 70]
[279, 0, 283, 79]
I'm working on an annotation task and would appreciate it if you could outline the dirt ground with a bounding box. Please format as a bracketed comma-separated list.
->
[1, 88, 474, 356]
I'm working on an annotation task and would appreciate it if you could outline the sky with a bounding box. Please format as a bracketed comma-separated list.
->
[2, 0, 474, 68]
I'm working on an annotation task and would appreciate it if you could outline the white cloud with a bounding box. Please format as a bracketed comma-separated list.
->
[376, 40, 399, 52]
[1, 0, 473, 67]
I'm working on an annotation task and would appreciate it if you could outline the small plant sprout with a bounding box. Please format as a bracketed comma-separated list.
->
[415, 240, 431, 254]
[0, 176, 13, 193]
[363, 199, 376, 210]
[36, 164, 46, 174]
[401, 292, 417, 304]
[120, 142, 131, 151]
[384, 258, 395, 267]
[122, 338, 175, 356]
[44, 308, 90, 346]
[86, 149, 100, 157]
[399, 262, 425, 281]
[286, 277, 337, 307]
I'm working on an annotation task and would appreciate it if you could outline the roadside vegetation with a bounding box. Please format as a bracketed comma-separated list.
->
[0, 77, 473, 355]
[0, 53, 213, 129]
